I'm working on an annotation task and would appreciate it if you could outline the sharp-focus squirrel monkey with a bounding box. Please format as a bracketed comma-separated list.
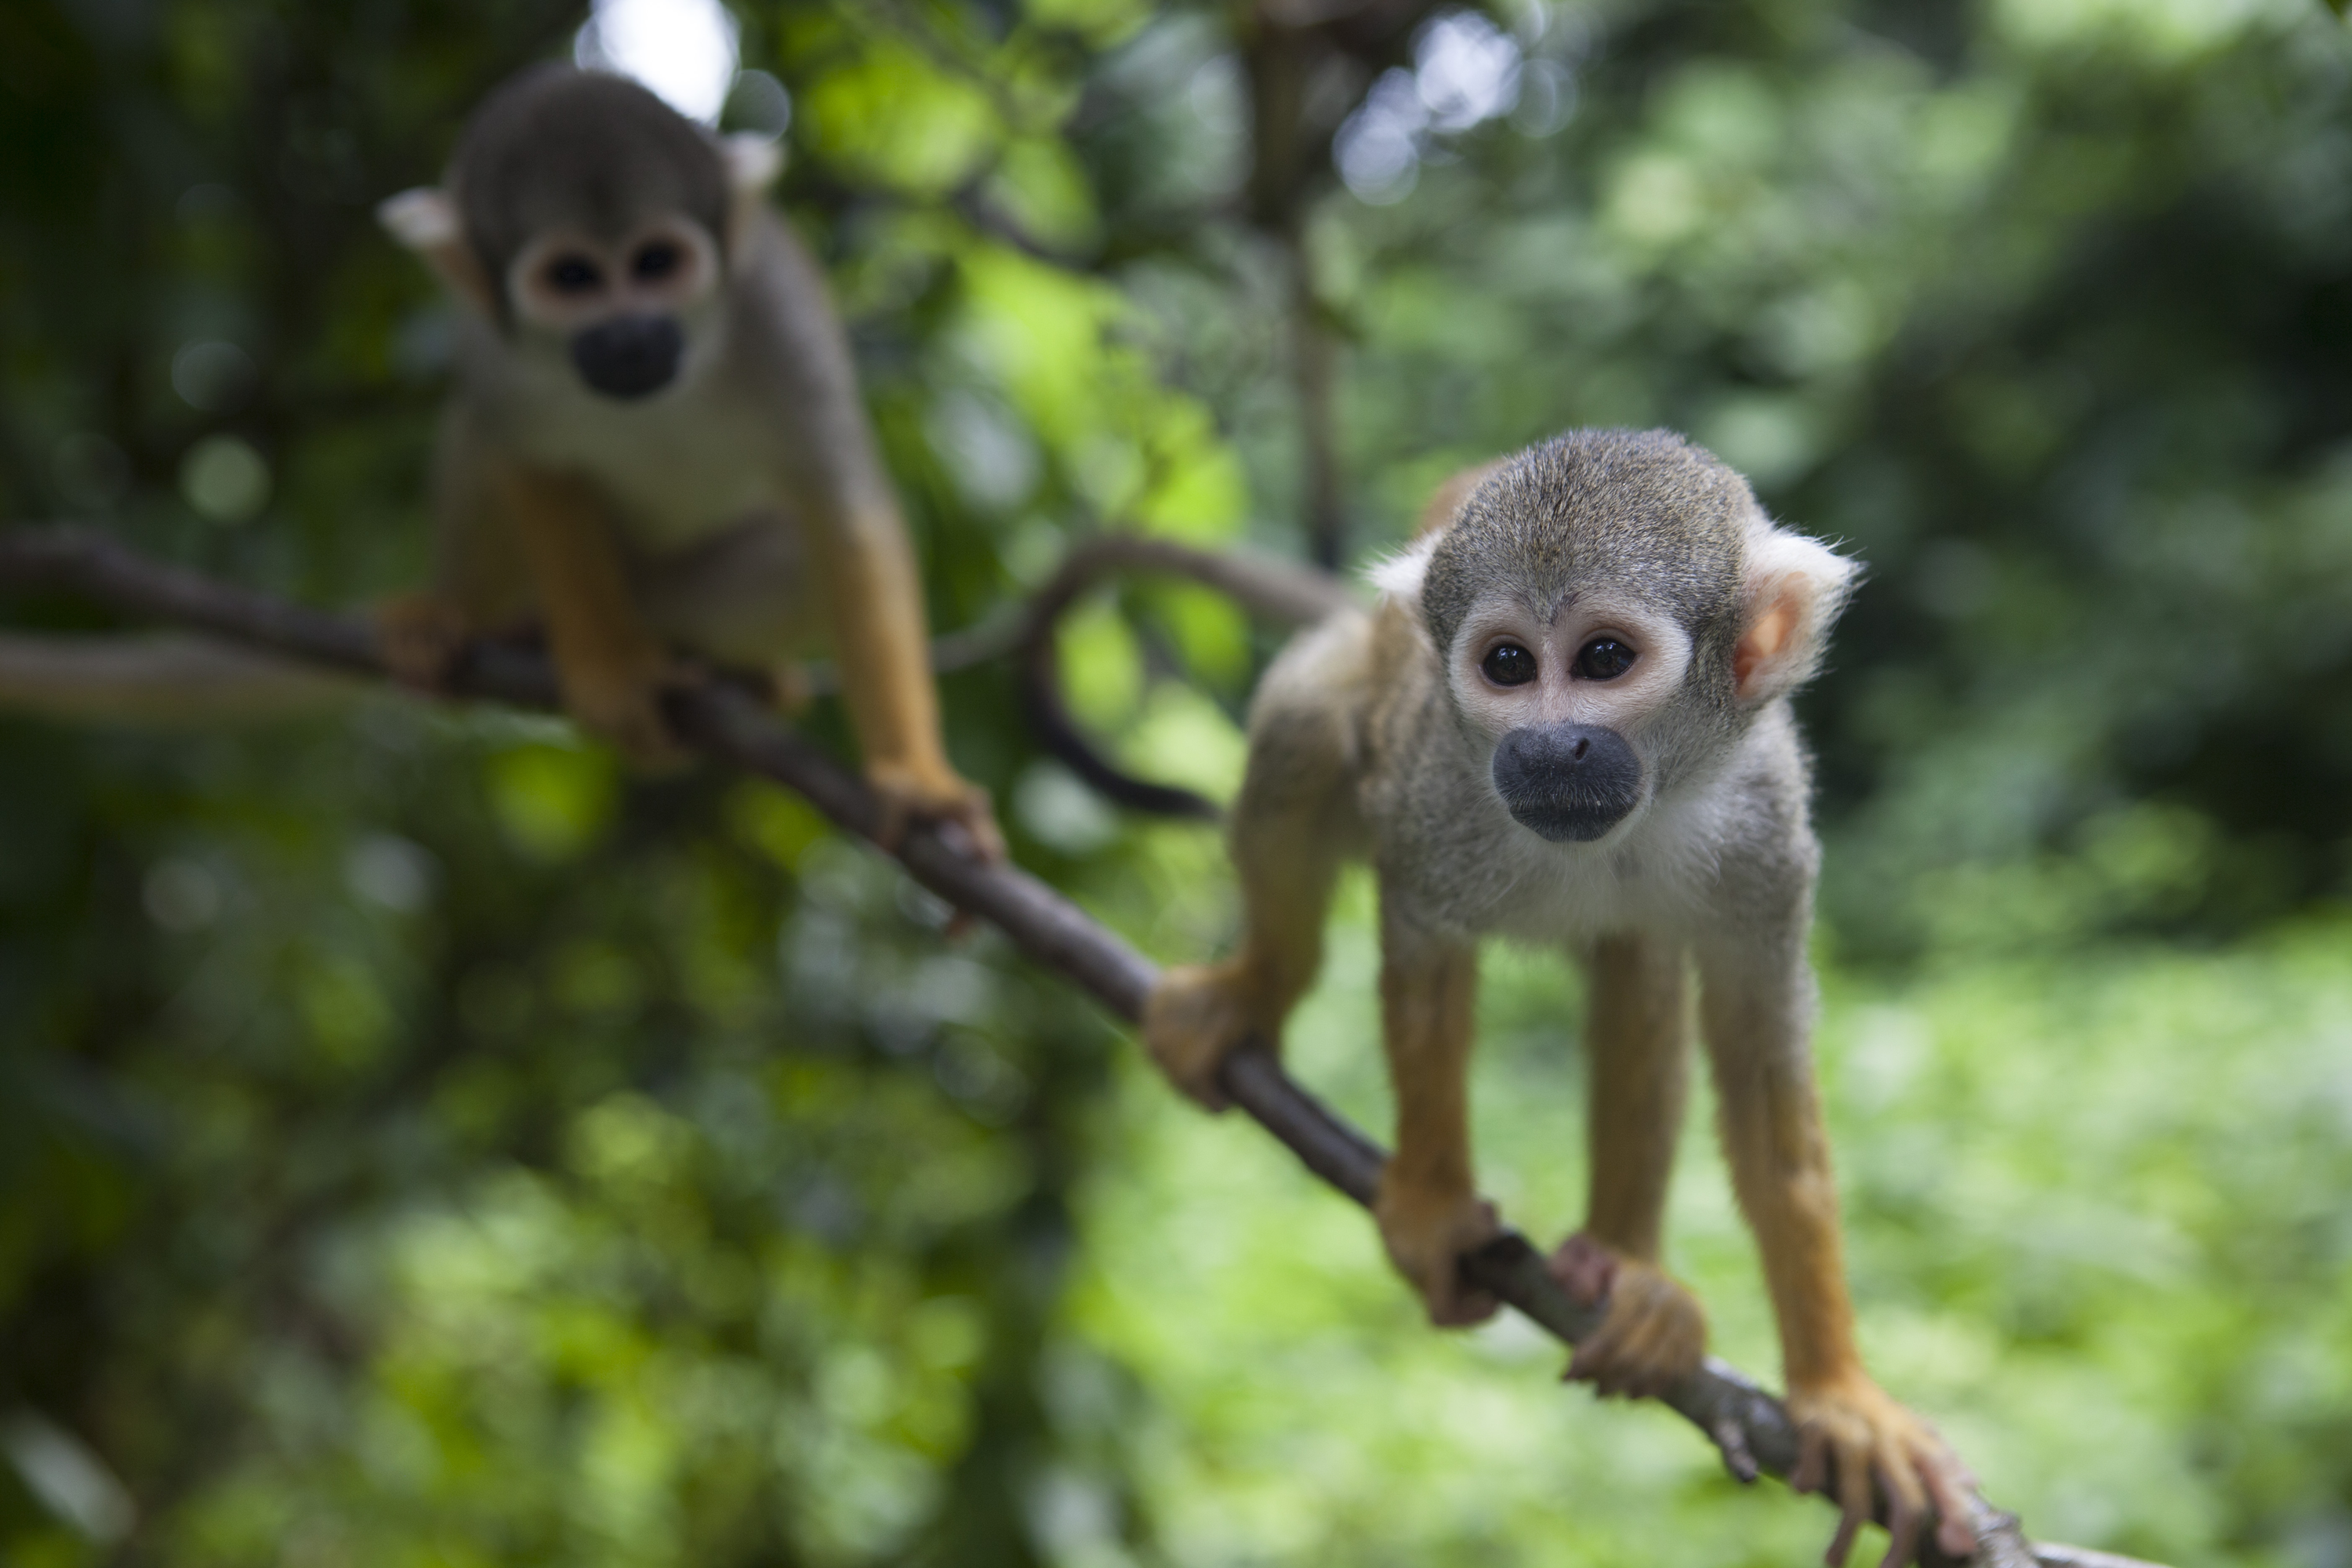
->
[377, 66, 998, 855]
[1145, 430, 1976, 1568]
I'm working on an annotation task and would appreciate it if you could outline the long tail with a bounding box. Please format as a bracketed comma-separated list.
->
[1009, 535, 1351, 821]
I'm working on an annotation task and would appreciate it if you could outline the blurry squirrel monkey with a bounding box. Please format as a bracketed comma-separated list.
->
[377, 67, 997, 855]
[1145, 430, 1976, 1567]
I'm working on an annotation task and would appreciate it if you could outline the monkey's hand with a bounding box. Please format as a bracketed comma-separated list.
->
[1140, 962, 1261, 1110]
[1548, 1232, 1707, 1399]
[375, 593, 471, 690]
[866, 759, 1003, 863]
[1788, 1370, 1978, 1568]
[552, 648, 695, 769]
[1373, 1171, 1500, 1327]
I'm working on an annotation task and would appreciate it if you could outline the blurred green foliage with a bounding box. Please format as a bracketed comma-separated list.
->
[5, 0, 2352, 1565]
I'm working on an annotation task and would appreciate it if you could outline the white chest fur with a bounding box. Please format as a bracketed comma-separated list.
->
[510, 369, 778, 553]
[459, 305, 785, 557]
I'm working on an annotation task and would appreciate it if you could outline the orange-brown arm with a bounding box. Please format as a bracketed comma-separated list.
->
[496, 462, 681, 764]
[798, 488, 992, 851]
[1371, 914, 1499, 1327]
[1550, 932, 1708, 1398]
[1697, 932, 1975, 1567]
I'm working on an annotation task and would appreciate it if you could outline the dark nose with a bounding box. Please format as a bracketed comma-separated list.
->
[569, 314, 684, 400]
[1490, 723, 1643, 843]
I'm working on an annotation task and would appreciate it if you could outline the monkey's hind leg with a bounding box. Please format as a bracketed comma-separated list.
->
[1142, 793, 1352, 1109]
[1371, 916, 1500, 1327]
[1551, 933, 1708, 1399]
[1142, 680, 1358, 1107]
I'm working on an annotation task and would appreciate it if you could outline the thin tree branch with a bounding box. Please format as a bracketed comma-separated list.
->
[0, 528, 2169, 1568]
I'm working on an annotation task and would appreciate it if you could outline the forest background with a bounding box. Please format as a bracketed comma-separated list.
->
[5, 0, 2352, 1563]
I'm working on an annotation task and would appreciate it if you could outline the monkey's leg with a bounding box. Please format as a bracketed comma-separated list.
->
[1371, 918, 1500, 1327]
[1140, 753, 1352, 1109]
[801, 489, 1000, 859]
[1551, 934, 1708, 1399]
[496, 463, 688, 767]
[377, 415, 538, 691]
[1698, 939, 1976, 1568]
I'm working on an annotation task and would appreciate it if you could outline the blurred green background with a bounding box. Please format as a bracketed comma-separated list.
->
[5, 0, 2352, 1563]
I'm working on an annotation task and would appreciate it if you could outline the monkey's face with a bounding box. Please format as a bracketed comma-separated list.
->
[1447, 591, 1694, 844]
[505, 218, 724, 401]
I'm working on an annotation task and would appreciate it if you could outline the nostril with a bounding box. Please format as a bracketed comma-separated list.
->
[1570, 736, 1589, 761]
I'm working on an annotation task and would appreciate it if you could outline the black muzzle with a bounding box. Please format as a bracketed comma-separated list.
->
[570, 314, 684, 400]
[1491, 723, 1643, 843]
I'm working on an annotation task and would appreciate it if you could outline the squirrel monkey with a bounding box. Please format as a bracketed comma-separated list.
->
[1145, 430, 1976, 1567]
[376, 66, 998, 855]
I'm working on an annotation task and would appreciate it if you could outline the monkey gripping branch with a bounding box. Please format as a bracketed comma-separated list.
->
[0, 528, 2163, 1568]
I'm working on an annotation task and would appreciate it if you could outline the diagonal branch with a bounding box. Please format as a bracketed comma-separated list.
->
[0, 528, 2166, 1568]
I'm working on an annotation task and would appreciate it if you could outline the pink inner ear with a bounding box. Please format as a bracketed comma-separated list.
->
[1733, 592, 1800, 695]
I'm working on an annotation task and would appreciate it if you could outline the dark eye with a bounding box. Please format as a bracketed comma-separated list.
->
[1481, 642, 1538, 687]
[546, 255, 602, 295]
[1573, 638, 1637, 681]
[632, 241, 681, 281]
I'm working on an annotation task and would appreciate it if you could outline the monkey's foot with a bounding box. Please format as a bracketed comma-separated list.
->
[1787, 1371, 1978, 1568]
[866, 760, 1004, 863]
[561, 655, 699, 771]
[767, 661, 814, 716]
[374, 593, 470, 689]
[1373, 1172, 1500, 1327]
[1140, 963, 1266, 1110]
[1548, 1232, 1706, 1399]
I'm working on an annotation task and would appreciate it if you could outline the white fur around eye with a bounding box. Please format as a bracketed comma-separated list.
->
[506, 234, 620, 329]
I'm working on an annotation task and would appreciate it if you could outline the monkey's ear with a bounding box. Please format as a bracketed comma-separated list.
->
[1366, 535, 1439, 603]
[724, 134, 786, 254]
[1733, 526, 1857, 704]
[724, 133, 786, 192]
[378, 187, 495, 316]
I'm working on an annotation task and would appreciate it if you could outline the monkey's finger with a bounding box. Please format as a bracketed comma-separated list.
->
[1608, 1318, 1681, 1399]
[1792, 1426, 1828, 1499]
[1822, 1507, 1862, 1568]
[1548, 1232, 1617, 1305]
[871, 791, 912, 854]
[1824, 1435, 1873, 1568]
[1920, 1446, 1978, 1558]
[947, 793, 1006, 864]
[622, 722, 696, 773]
[1564, 1306, 1628, 1384]
[1872, 1457, 1926, 1568]
[374, 599, 470, 690]
[1430, 1278, 1499, 1328]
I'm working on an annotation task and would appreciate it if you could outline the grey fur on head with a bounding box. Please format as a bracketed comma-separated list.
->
[1421, 428, 1759, 672]
[451, 66, 728, 276]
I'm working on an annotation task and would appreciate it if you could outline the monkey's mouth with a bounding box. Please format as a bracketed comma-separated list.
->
[1490, 723, 1643, 844]
[570, 314, 685, 400]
